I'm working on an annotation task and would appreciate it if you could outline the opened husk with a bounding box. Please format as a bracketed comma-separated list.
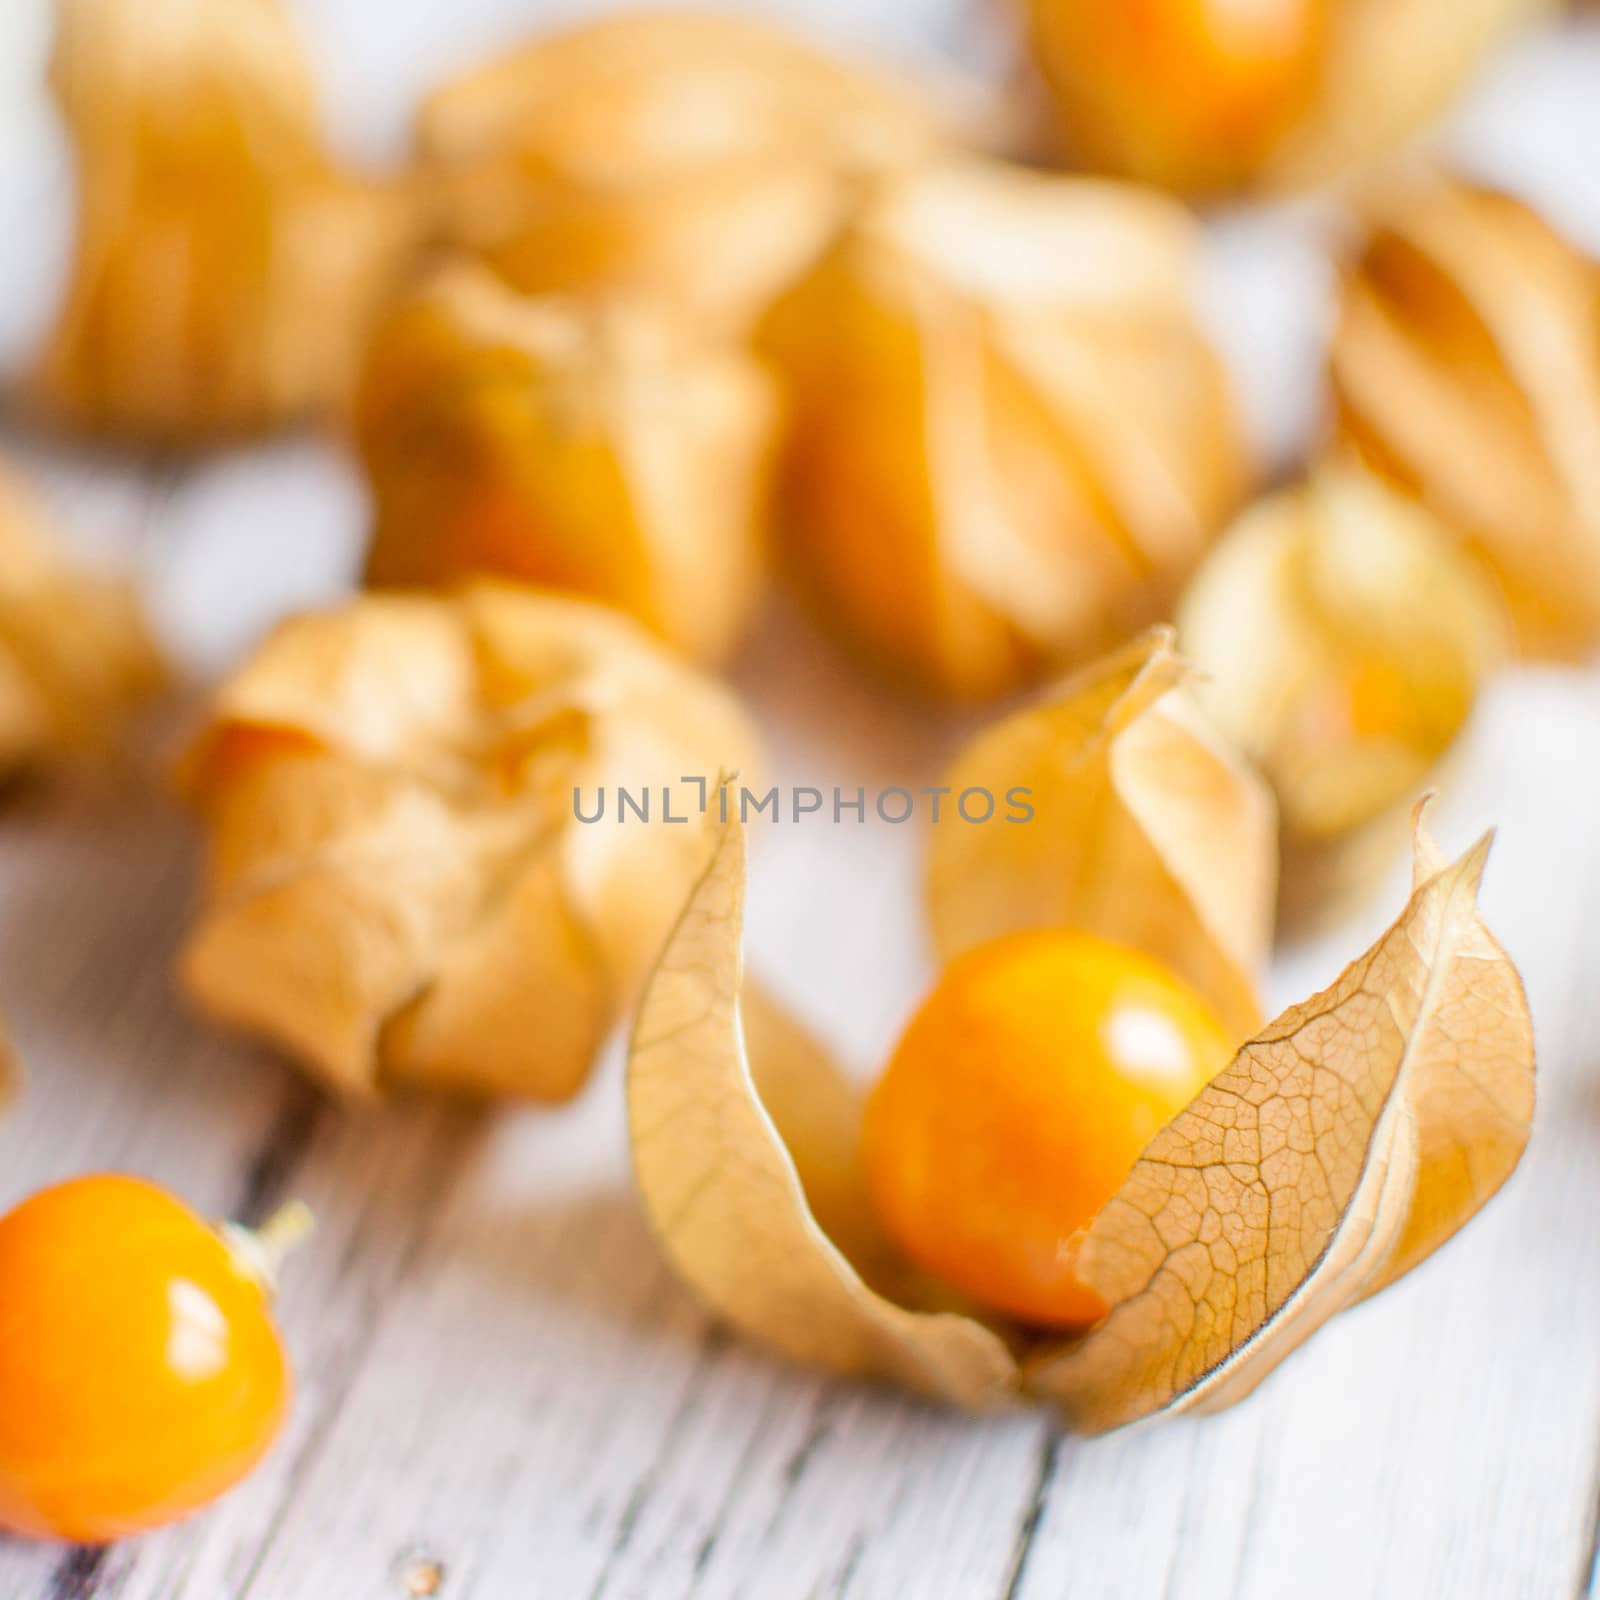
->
[1025, 0, 1550, 196]
[416, 10, 971, 333]
[628, 817, 1020, 1408]
[759, 158, 1250, 701]
[1179, 468, 1504, 928]
[1030, 813, 1532, 1430]
[1332, 172, 1600, 660]
[357, 262, 778, 666]
[927, 629, 1275, 1042]
[630, 779, 1533, 1430]
[0, 464, 165, 774]
[31, 0, 422, 445]
[179, 585, 759, 1100]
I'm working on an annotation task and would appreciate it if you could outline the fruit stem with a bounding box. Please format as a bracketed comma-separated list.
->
[254, 1200, 315, 1273]
[219, 1200, 315, 1299]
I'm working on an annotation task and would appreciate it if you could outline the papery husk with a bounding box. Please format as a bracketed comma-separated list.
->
[30, 0, 424, 445]
[927, 628, 1275, 1043]
[178, 585, 759, 1100]
[357, 262, 778, 667]
[1178, 468, 1504, 931]
[1025, 0, 1550, 196]
[628, 792, 1533, 1430]
[1031, 810, 1533, 1431]
[1332, 172, 1600, 660]
[1266, 0, 1553, 189]
[759, 158, 1250, 702]
[415, 10, 974, 334]
[628, 809, 1019, 1407]
[0, 464, 165, 774]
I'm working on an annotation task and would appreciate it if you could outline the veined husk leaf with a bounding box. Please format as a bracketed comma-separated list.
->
[179, 585, 759, 1100]
[357, 262, 778, 667]
[759, 158, 1250, 702]
[30, 0, 423, 445]
[415, 10, 979, 334]
[1025, 0, 1549, 196]
[927, 628, 1275, 1043]
[1178, 467, 1504, 928]
[1269, 0, 1552, 188]
[1030, 808, 1533, 1431]
[0, 463, 165, 774]
[628, 791, 1533, 1430]
[1332, 172, 1600, 660]
[629, 810, 1019, 1407]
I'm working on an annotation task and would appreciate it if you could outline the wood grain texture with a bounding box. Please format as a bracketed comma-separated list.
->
[1, 4, 1600, 1598]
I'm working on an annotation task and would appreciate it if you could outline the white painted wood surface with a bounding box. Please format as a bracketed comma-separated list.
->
[2, 4, 1600, 1597]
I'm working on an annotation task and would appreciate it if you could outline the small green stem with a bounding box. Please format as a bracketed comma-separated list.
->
[253, 1200, 315, 1274]
[218, 1200, 315, 1299]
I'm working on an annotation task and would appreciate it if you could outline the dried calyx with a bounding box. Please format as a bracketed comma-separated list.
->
[1332, 171, 1600, 660]
[627, 633, 1534, 1430]
[178, 585, 759, 1100]
[0, 464, 165, 776]
[759, 158, 1250, 702]
[357, 262, 778, 667]
[1024, 0, 1551, 196]
[1178, 466, 1504, 927]
[31, 0, 423, 444]
[416, 9, 980, 332]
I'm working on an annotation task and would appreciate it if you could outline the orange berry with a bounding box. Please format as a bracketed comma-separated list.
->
[1029, 0, 1331, 193]
[864, 929, 1233, 1328]
[0, 1175, 303, 1544]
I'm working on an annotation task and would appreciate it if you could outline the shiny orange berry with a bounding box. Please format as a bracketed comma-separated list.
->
[0, 1175, 306, 1544]
[864, 929, 1233, 1328]
[1028, 0, 1332, 193]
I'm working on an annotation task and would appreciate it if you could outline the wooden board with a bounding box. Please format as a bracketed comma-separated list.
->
[1, 4, 1599, 1597]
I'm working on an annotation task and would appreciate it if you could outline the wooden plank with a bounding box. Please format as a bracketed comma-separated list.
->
[1, 7, 1599, 1598]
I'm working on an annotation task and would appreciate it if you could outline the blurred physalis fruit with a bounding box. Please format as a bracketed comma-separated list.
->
[0, 462, 164, 776]
[357, 263, 778, 667]
[30, 0, 423, 444]
[864, 927, 1233, 1328]
[1332, 172, 1600, 660]
[0, 1175, 308, 1543]
[1178, 467, 1503, 927]
[415, 9, 979, 332]
[759, 158, 1250, 701]
[178, 585, 759, 1100]
[1024, 0, 1548, 195]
